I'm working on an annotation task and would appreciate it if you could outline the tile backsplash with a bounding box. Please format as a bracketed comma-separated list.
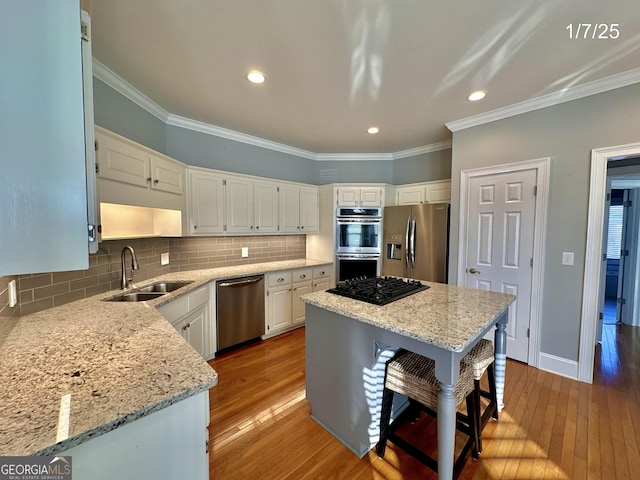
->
[14, 235, 306, 317]
[0, 275, 20, 343]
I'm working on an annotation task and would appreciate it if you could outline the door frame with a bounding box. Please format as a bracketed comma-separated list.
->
[579, 142, 640, 383]
[458, 157, 550, 367]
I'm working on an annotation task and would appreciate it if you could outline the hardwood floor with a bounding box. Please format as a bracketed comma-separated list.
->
[208, 324, 640, 479]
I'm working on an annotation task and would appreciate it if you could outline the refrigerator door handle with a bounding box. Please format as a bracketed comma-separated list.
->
[410, 219, 416, 267]
[405, 217, 411, 269]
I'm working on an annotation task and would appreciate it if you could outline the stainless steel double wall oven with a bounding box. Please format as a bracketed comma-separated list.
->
[335, 207, 381, 282]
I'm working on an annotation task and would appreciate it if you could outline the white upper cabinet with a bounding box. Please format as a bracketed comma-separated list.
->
[396, 180, 451, 205]
[225, 176, 254, 234]
[254, 181, 279, 234]
[188, 169, 224, 235]
[279, 185, 319, 233]
[336, 186, 383, 207]
[0, 2, 94, 274]
[96, 127, 185, 196]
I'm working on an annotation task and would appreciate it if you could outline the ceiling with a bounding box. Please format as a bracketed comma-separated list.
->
[90, 0, 640, 155]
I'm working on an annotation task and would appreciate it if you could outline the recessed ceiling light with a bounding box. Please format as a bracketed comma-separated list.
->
[246, 70, 266, 84]
[368, 126, 380, 134]
[467, 90, 487, 102]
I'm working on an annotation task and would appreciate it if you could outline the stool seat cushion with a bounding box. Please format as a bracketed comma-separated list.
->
[385, 351, 475, 410]
[462, 339, 494, 380]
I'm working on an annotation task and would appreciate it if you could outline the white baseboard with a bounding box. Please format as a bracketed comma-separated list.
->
[538, 352, 579, 380]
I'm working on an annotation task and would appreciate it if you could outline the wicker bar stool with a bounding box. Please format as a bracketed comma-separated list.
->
[461, 339, 498, 453]
[377, 350, 480, 479]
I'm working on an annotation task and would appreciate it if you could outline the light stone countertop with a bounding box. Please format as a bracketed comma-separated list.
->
[301, 281, 515, 352]
[0, 258, 331, 456]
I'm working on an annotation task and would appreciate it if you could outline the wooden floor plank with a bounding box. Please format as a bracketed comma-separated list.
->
[208, 323, 640, 479]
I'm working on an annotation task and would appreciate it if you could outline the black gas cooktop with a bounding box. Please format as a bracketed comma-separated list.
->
[327, 276, 429, 306]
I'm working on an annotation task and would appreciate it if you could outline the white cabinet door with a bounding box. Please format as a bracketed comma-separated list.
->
[396, 186, 425, 205]
[97, 132, 150, 189]
[292, 281, 312, 325]
[267, 284, 292, 333]
[254, 181, 279, 233]
[359, 187, 382, 206]
[299, 187, 319, 233]
[337, 188, 360, 206]
[424, 180, 451, 203]
[150, 154, 185, 195]
[1, 1, 92, 274]
[188, 171, 224, 235]
[183, 304, 208, 358]
[225, 176, 254, 234]
[279, 185, 301, 233]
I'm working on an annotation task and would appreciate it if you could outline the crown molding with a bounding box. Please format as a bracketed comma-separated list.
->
[315, 152, 393, 161]
[392, 140, 452, 159]
[446, 67, 640, 132]
[92, 59, 170, 122]
[165, 114, 317, 160]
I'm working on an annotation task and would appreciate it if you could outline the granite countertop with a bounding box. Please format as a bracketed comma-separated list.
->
[301, 282, 515, 352]
[0, 258, 331, 456]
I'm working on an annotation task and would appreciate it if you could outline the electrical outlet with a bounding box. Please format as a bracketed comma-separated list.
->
[241, 247, 249, 258]
[161, 253, 170, 265]
[562, 251, 574, 266]
[8, 280, 17, 308]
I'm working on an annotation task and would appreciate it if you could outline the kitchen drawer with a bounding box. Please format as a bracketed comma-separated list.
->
[268, 271, 292, 287]
[157, 295, 189, 324]
[188, 286, 209, 309]
[313, 266, 331, 279]
[292, 268, 312, 283]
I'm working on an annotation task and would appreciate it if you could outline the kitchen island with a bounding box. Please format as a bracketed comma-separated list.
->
[302, 282, 515, 480]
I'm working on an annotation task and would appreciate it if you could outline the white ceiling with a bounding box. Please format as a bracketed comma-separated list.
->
[90, 0, 640, 155]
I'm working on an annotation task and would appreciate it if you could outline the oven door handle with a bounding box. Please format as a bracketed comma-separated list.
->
[337, 218, 381, 224]
[336, 254, 380, 259]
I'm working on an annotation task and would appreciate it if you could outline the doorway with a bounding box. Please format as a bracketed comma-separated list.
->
[579, 143, 640, 383]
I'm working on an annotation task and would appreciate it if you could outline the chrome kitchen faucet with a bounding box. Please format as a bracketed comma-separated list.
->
[120, 246, 140, 289]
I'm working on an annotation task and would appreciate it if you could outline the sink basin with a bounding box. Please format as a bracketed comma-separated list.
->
[137, 281, 193, 293]
[107, 291, 166, 302]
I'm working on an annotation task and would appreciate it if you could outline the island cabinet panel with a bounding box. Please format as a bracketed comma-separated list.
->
[59, 391, 210, 480]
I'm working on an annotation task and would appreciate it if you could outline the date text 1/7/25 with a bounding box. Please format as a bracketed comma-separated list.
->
[566, 23, 620, 39]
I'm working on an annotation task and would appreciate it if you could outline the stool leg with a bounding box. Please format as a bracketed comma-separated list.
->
[377, 387, 394, 458]
[488, 364, 498, 421]
[466, 393, 479, 460]
[473, 379, 482, 453]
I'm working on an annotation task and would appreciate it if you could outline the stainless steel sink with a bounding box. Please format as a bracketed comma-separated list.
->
[105, 281, 193, 302]
[107, 291, 167, 302]
[137, 281, 193, 293]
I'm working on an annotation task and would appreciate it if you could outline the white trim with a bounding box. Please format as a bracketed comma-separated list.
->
[446, 67, 640, 132]
[315, 152, 393, 161]
[538, 352, 578, 380]
[458, 157, 550, 369]
[92, 59, 170, 122]
[165, 114, 317, 160]
[579, 142, 640, 383]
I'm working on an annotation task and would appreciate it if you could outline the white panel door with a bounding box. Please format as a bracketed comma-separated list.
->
[188, 171, 224, 235]
[225, 176, 254, 233]
[279, 185, 301, 233]
[254, 181, 279, 233]
[465, 169, 537, 362]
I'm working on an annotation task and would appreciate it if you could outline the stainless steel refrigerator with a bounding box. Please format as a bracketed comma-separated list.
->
[381, 204, 449, 282]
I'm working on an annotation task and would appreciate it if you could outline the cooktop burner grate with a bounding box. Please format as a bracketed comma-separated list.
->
[327, 276, 429, 305]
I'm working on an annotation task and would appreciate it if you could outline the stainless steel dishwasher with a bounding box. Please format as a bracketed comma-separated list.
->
[216, 275, 265, 350]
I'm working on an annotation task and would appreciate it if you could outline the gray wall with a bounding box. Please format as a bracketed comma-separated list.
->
[449, 82, 640, 362]
[93, 79, 166, 154]
[393, 149, 452, 185]
[165, 125, 317, 184]
[92, 79, 451, 186]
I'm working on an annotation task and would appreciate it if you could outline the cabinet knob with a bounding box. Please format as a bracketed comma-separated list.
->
[146, 177, 152, 183]
[194, 225, 198, 230]
[300, 274, 306, 279]
[153, 179, 159, 184]
[256, 226, 260, 230]
[250, 225, 254, 230]
[277, 278, 284, 283]
[301, 226, 304, 230]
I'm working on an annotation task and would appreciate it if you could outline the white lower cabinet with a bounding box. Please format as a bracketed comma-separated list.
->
[157, 284, 215, 359]
[60, 391, 209, 480]
[265, 266, 332, 337]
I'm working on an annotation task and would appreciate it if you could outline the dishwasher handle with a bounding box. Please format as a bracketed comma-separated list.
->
[218, 276, 263, 288]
